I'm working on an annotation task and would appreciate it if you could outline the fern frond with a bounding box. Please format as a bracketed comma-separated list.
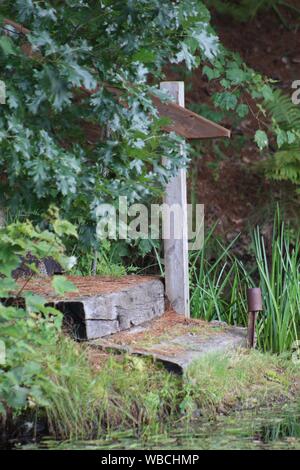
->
[263, 90, 300, 187]
[265, 90, 300, 131]
[265, 149, 300, 184]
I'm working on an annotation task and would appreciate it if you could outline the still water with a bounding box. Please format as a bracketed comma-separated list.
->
[22, 402, 300, 450]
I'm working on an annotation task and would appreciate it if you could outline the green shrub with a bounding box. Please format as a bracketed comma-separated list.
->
[0, 216, 77, 420]
[0, 0, 219, 252]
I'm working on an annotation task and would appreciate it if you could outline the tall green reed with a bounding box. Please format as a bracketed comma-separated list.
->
[190, 224, 250, 326]
[190, 212, 300, 354]
[254, 214, 300, 353]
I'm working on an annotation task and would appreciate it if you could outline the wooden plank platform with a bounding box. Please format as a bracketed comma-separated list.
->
[89, 310, 247, 373]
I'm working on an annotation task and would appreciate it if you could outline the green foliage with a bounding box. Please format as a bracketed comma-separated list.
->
[0, 216, 77, 418]
[203, 47, 300, 191]
[52, 275, 77, 296]
[265, 150, 300, 185]
[198, 4, 300, 192]
[0, 35, 17, 56]
[0, 0, 298, 245]
[190, 211, 300, 354]
[203, 50, 269, 114]
[0, 0, 219, 250]
[255, 130, 269, 151]
[72, 240, 131, 277]
[262, 90, 300, 187]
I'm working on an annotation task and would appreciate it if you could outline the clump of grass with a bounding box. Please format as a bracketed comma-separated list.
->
[43, 338, 181, 441]
[184, 349, 299, 418]
[190, 224, 250, 325]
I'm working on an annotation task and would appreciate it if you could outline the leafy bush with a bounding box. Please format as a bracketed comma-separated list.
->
[0, 216, 77, 421]
[0, 0, 221, 251]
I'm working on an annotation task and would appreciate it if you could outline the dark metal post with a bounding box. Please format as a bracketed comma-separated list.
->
[247, 288, 263, 348]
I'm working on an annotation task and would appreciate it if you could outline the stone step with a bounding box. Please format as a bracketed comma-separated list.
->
[15, 275, 165, 340]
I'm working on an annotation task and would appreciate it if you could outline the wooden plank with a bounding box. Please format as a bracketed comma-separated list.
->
[106, 84, 231, 140]
[161, 81, 190, 317]
[152, 95, 231, 139]
[12, 275, 165, 340]
[90, 313, 247, 374]
[59, 277, 165, 339]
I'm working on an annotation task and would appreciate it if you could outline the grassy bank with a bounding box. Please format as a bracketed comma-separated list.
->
[44, 338, 181, 440]
[186, 350, 300, 417]
[3, 336, 299, 446]
[37, 343, 300, 438]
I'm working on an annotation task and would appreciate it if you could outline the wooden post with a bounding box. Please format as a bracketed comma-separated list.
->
[0, 82, 5, 227]
[160, 81, 190, 317]
[0, 209, 4, 227]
